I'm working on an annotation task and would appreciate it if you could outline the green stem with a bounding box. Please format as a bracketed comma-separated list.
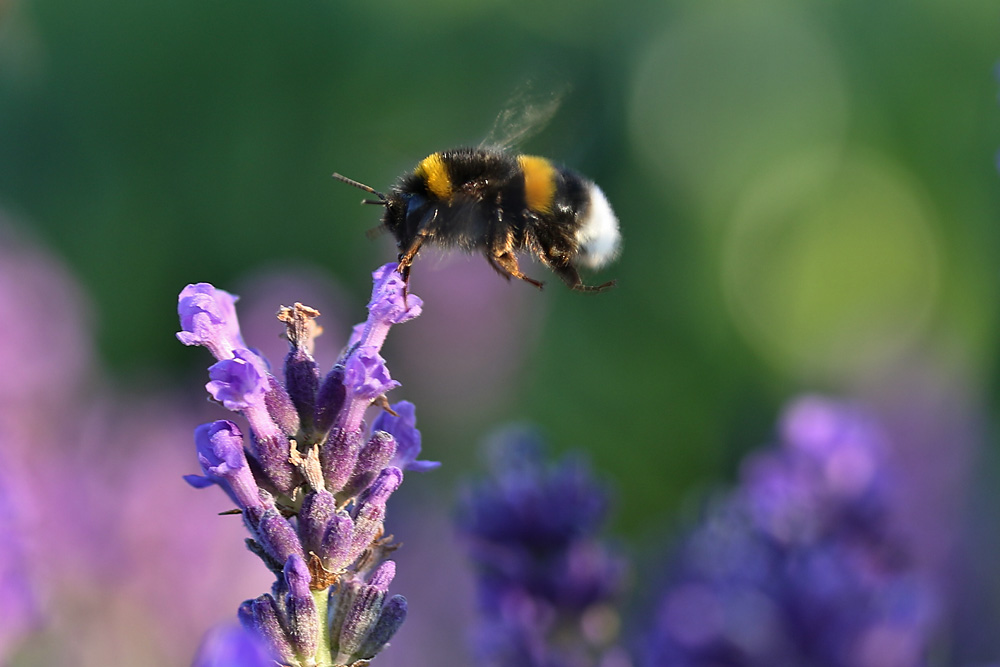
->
[312, 587, 334, 667]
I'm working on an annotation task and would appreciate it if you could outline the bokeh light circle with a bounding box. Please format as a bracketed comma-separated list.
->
[629, 5, 849, 213]
[722, 150, 940, 382]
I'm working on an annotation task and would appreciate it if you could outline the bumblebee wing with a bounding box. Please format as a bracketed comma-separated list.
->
[480, 83, 569, 151]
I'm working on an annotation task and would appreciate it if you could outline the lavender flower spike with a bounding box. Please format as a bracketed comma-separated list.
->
[180, 264, 431, 665]
[177, 283, 247, 360]
[457, 428, 627, 667]
[641, 396, 938, 667]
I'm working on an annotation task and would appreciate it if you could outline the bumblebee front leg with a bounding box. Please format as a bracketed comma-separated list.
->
[397, 234, 425, 280]
[396, 208, 439, 281]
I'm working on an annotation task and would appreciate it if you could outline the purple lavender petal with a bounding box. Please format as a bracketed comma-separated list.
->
[368, 263, 423, 326]
[343, 322, 367, 354]
[192, 623, 274, 667]
[191, 420, 262, 511]
[183, 474, 215, 489]
[206, 349, 269, 412]
[372, 401, 440, 472]
[177, 283, 247, 360]
[336, 346, 400, 440]
[350, 264, 423, 354]
[342, 345, 400, 402]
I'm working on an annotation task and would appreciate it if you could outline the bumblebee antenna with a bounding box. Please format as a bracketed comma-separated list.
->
[332, 173, 388, 205]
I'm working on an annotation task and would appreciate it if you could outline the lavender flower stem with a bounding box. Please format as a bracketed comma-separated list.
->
[312, 589, 333, 667]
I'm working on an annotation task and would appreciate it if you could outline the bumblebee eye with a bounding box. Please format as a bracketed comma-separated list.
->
[405, 194, 426, 217]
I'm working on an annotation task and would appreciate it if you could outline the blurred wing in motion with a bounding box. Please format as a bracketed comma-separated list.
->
[480, 83, 570, 151]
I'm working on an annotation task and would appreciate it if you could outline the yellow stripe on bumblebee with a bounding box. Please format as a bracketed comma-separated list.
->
[414, 153, 453, 200]
[517, 155, 557, 214]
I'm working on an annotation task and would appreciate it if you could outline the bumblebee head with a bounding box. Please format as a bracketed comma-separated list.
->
[333, 172, 395, 238]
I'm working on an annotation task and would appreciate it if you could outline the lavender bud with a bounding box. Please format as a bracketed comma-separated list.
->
[335, 580, 387, 661]
[283, 554, 319, 659]
[314, 365, 346, 438]
[367, 560, 396, 591]
[249, 431, 298, 498]
[355, 595, 408, 661]
[298, 490, 337, 557]
[351, 467, 402, 555]
[239, 596, 297, 665]
[328, 579, 360, 656]
[255, 508, 306, 572]
[340, 431, 397, 500]
[279, 303, 322, 436]
[320, 427, 364, 495]
[321, 512, 356, 572]
[264, 373, 301, 437]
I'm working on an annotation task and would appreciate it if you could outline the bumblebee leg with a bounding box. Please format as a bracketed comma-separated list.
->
[397, 233, 428, 307]
[485, 254, 513, 282]
[545, 253, 616, 293]
[397, 235, 425, 274]
[492, 251, 544, 290]
[397, 208, 439, 276]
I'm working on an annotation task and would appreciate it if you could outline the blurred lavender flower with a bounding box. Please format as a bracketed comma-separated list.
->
[192, 623, 274, 667]
[457, 427, 628, 667]
[642, 396, 938, 667]
[179, 263, 435, 666]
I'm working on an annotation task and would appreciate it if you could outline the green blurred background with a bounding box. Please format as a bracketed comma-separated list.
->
[1, 0, 998, 543]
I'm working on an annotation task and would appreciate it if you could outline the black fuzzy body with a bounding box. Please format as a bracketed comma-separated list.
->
[380, 147, 605, 290]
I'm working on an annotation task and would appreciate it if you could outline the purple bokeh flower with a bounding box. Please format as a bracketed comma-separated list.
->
[192, 623, 274, 667]
[457, 427, 627, 667]
[641, 396, 940, 667]
[179, 263, 428, 665]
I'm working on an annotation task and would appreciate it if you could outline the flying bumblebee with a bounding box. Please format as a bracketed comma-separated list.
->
[333, 95, 621, 292]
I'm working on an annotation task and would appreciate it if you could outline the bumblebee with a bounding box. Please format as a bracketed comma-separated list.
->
[334, 147, 621, 292]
